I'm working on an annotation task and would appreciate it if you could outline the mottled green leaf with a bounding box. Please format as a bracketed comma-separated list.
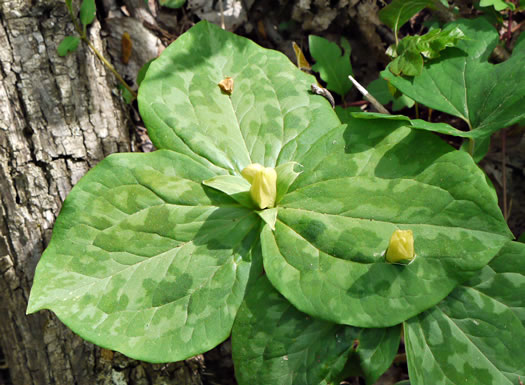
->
[367, 78, 415, 111]
[404, 241, 525, 385]
[138, 21, 342, 174]
[466, 241, 525, 327]
[232, 275, 400, 385]
[80, 0, 96, 26]
[383, 18, 525, 139]
[159, 0, 185, 8]
[57, 36, 80, 57]
[27, 150, 262, 363]
[309, 35, 353, 97]
[232, 275, 358, 385]
[379, 0, 433, 34]
[261, 115, 512, 328]
[357, 327, 401, 384]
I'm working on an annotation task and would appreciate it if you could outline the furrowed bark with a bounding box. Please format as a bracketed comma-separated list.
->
[0, 0, 204, 383]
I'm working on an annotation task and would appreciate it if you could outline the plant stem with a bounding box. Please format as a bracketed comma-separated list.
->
[83, 37, 137, 99]
[467, 121, 474, 156]
[66, 1, 137, 100]
[502, 129, 508, 220]
[66, 3, 83, 37]
[466, 138, 475, 156]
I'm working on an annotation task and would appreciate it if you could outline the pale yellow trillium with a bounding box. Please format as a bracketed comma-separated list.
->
[385, 229, 415, 264]
[241, 163, 277, 210]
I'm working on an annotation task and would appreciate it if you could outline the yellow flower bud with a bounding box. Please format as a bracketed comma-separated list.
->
[385, 230, 415, 264]
[241, 163, 277, 209]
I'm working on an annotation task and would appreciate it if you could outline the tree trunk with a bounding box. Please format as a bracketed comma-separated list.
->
[0, 0, 204, 383]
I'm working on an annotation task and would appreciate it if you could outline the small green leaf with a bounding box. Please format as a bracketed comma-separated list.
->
[27, 150, 263, 363]
[404, 241, 525, 384]
[118, 84, 134, 104]
[309, 35, 353, 97]
[80, 0, 96, 26]
[480, 0, 516, 11]
[379, 0, 433, 34]
[383, 18, 525, 138]
[390, 47, 424, 76]
[137, 59, 154, 87]
[65, 0, 73, 12]
[388, 26, 465, 76]
[159, 0, 185, 8]
[367, 78, 415, 111]
[57, 36, 80, 57]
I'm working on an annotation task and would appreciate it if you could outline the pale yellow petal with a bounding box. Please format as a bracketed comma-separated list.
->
[241, 164, 277, 209]
[385, 230, 415, 264]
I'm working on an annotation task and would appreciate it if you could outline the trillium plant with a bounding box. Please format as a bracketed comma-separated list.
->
[28, 20, 525, 385]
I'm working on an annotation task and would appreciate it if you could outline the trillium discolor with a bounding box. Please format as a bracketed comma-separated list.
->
[26, 21, 519, 384]
[241, 164, 277, 210]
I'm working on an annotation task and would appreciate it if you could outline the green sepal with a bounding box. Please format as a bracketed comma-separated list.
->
[275, 161, 303, 204]
[256, 208, 278, 231]
[202, 175, 255, 209]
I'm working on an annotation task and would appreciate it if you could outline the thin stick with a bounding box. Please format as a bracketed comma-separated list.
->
[348, 75, 390, 115]
[219, 0, 225, 29]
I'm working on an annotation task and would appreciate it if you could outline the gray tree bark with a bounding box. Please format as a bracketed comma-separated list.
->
[0, 0, 204, 383]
